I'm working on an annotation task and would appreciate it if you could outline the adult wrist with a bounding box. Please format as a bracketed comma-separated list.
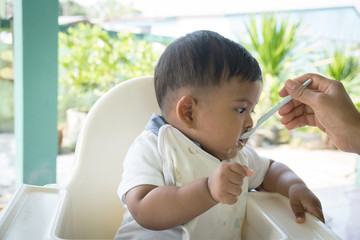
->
[348, 111, 360, 154]
[353, 115, 360, 155]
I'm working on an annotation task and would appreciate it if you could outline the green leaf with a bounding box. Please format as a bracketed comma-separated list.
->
[240, 13, 302, 125]
[58, 23, 164, 122]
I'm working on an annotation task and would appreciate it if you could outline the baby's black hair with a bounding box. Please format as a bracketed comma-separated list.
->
[154, 30, 262, 113]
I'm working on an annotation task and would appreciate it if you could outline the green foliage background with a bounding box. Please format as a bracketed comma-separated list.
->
[320, 47, 360, 112]
[240, 14, 302, 127]
[241, 13, 360, 129]
[1, 13, 359, 139]
[0, 28, 14, 132]
[58, 23, 164, 123]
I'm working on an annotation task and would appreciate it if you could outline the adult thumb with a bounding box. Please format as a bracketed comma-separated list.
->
[286, 80, 316, 106]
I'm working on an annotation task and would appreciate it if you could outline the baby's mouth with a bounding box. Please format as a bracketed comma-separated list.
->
[238, 138, 245, 148]
[227, 139, 246, 154]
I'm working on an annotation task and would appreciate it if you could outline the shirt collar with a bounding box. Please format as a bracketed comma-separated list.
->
[145, 113, 167, 136]
[145, 113, 201, 148]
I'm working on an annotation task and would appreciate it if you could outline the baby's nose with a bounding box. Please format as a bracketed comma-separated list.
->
[245, 114, 254, 130]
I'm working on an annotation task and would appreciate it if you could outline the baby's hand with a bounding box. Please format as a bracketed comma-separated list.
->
[288, 183, 325, 223]
[207, 162, 254, 205]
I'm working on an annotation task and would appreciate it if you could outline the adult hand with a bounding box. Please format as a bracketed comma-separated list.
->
[278, 73, 360, 154]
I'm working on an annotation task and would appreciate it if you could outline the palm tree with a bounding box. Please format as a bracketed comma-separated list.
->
[243, 13, 300, 78]
[322, 47, 360, 110]
[241, 13, 302, 124]
[325, 48, 359, 80]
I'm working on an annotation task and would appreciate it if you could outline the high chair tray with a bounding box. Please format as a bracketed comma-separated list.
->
[0, 185, 341, 240]
[244, 192, 341, 240]
[0, 184, 67, 240]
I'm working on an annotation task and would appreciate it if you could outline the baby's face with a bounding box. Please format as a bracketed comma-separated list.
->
[193, 77, 262, 160]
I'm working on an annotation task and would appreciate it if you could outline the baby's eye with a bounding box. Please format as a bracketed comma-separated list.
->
[237, 108, 246, 113]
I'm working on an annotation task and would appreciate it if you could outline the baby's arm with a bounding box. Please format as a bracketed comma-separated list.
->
[260, 160, 324, 223]
[126, 178, 216, 230]
[125, 162, 252, 230]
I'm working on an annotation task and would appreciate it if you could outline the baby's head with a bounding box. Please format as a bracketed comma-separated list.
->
[154, 30, 263, 160]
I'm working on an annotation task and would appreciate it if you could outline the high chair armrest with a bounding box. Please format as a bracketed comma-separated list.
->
[244, 192, 342, 240]
[0, 184, 67, 240]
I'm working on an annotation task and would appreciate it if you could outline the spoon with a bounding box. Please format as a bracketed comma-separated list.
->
[239, 79, 312, 140]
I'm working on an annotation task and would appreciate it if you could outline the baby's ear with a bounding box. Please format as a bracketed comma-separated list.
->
[176, 96, 196, 128]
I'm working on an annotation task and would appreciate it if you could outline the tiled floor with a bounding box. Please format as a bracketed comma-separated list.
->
[1, 134, 359, 239]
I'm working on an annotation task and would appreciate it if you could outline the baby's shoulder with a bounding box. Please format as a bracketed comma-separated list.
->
[132, 129, 158, 147]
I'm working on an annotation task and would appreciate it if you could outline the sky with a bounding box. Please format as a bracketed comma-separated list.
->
[73, 0, 360, 17]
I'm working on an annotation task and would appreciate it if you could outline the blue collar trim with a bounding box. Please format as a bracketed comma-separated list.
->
[145, 113, 201, 148]
[145, 113, 167, 136]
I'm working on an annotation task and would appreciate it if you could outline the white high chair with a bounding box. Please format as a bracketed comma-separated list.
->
[0, 76, 341, 240]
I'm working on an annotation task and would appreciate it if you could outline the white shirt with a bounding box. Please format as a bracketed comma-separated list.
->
[114, 125, 269, 240]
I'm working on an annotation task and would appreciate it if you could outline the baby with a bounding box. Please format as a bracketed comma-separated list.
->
[114, 30, 324, 240]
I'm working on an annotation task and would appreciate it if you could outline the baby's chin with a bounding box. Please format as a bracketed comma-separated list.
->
[209, 139, 248, 160]
[227, 139, 247, 153]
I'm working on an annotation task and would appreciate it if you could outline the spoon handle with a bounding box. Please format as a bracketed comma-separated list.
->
[239, 79, 312, 139]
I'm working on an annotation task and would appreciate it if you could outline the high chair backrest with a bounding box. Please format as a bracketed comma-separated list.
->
[59, 76, 160, 239]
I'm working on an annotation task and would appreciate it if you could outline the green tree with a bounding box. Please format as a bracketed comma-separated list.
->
[0, 29, 14, 132]
[58, 23, 163, 122]
[241, 13, 302, 125]
[322, 47, 360, 110]
[324, 48, 359, 81]
[243, 14, 300, 78]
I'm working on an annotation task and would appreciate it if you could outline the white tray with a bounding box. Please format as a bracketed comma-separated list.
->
[0, 185, 341, 240]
